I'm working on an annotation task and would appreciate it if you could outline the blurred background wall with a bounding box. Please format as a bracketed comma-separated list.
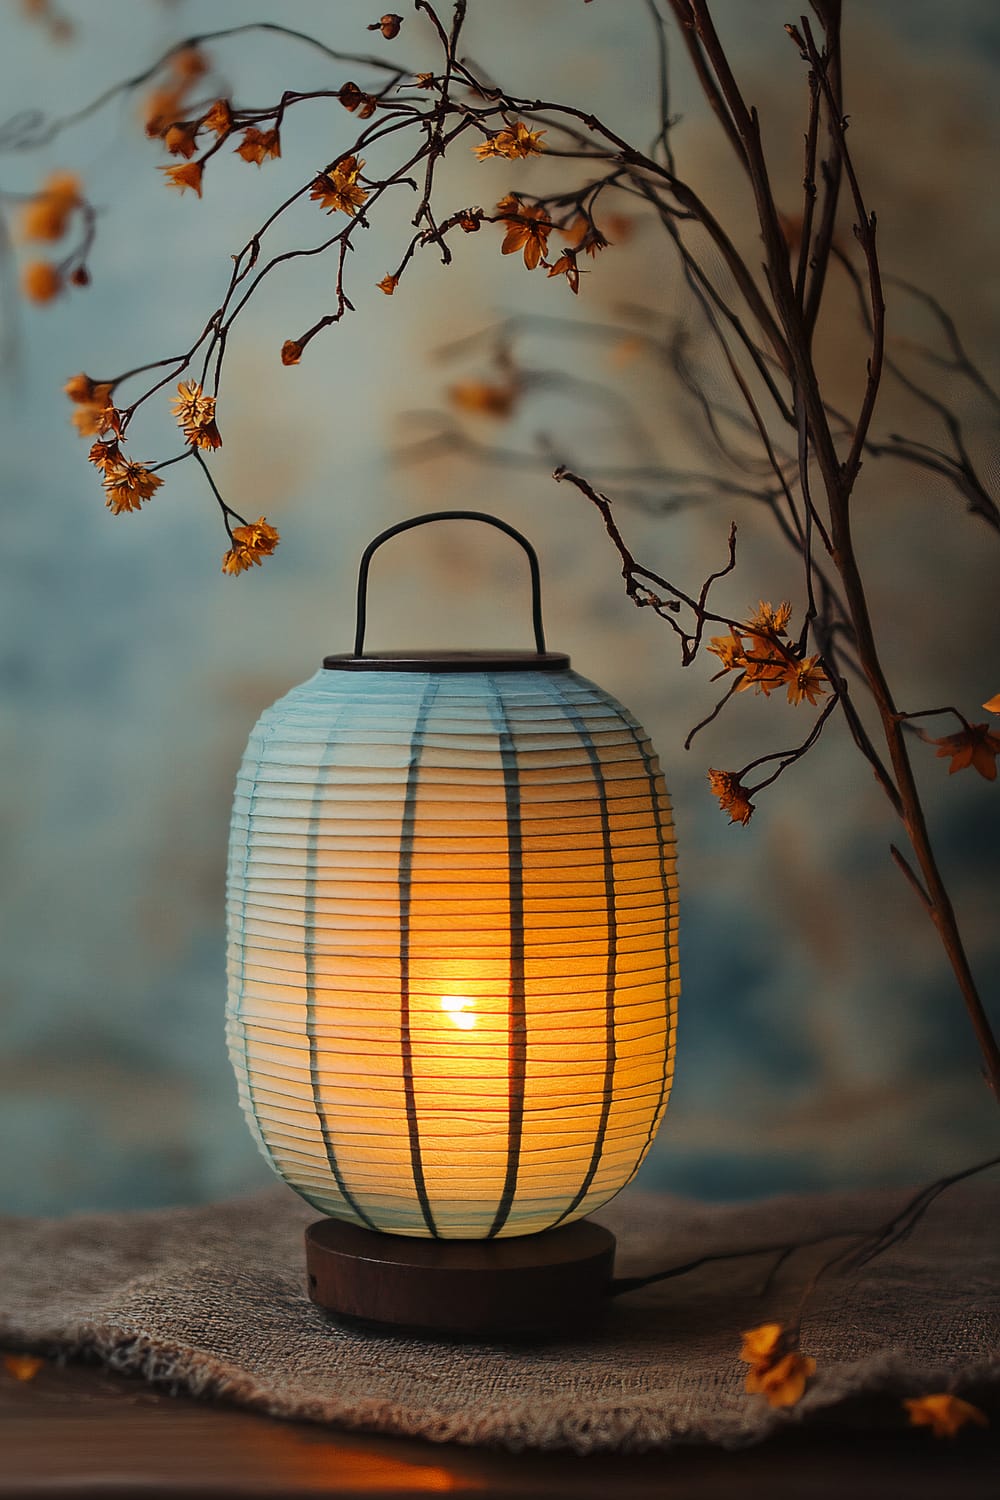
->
[1, 0, 997, 1215]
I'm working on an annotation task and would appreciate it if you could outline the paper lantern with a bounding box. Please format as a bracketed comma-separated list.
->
[226, 512, 678, 1334]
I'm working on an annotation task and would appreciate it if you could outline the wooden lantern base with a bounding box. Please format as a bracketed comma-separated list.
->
[304, 1217, 616, 1340]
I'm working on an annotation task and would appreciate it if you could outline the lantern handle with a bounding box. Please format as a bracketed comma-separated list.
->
[353, 511, 547, 657]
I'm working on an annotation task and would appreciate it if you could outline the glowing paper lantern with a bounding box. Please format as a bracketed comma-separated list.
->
[226, 512, 678, 1333]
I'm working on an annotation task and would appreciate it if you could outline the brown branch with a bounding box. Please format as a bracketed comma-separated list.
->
[0, 22, 411, 151]
[793, 58, 821, 311]
[664, 0, 750, 173]
[801, 1, 843, 340]
[612, 1153, 999, 1302]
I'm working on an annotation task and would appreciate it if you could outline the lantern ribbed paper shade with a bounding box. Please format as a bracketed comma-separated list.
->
[226, 666, 678, 1239]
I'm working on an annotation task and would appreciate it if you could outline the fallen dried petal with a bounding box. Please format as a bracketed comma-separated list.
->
[905, 1394, 989, 1439]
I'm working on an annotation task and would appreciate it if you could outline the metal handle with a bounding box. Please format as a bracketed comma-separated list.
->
[353, 511, 547, 657]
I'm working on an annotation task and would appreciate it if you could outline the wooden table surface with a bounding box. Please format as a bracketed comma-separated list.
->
[1, 1358, 996, 1500]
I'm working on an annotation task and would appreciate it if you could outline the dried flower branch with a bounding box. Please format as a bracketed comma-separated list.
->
[1, 2, 997, 1092]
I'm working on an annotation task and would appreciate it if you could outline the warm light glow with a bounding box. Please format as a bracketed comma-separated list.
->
[440, 995, 476, 1030]
[227, 665, 679, 1239]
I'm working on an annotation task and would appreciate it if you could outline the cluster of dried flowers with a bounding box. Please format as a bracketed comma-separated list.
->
[13, 169, 90, 304]
[10, 14, 617, 578]
[2, 1, 997, 1088]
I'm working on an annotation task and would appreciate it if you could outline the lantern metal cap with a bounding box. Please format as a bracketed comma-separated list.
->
[334, 511, 567, 673]
[323, 648, 570, 673]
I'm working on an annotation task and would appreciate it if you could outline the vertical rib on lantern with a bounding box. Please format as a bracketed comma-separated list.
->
[226, 666, 678, 1239]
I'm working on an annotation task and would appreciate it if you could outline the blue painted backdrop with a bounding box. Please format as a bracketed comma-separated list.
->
[1, 0, 997, 1215]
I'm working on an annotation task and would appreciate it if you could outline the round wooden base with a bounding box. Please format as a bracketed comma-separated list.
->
[304, 1217, 616, 1340]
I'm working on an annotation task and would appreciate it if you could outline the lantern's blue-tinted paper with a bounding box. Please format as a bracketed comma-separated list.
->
[227, 666, 678, 1239]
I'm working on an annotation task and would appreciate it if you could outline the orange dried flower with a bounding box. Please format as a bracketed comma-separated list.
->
[474, 121, 546, 160]
[171, 379, 213, 428]
[222, 517, 280, 576]
[310, 157, 368, 216]
[932, 723, 1000, 781]
[738, 606, 794, 696]
[280, 340, 303, 366]
[71, 405, 109, 437]
[449, 380, 518, 419]
[707, 629, 747, 675]
[97, 405, 126, 438]
[102, 461, 163, 515]
[21, 260, 62, 303]
[164, 122, 200, 159]
[740, 646, 787, 695]
[186, 417, 222, 451]
[172, 380, 221, 449]
[172, 45, 209, 82]
[3, 1353, 44, 1382]
[143, 85, 185, 138]
[708, 769, 754, 826]
[905, 1394, 988, 1439]
[740, 1323, 815, 1409]
[561, 215, 610, 257]
[368, 13, 403, 38]
[88, 438, 123, 471]
[339, 82, 377, 118]
[547, 251, 580, 294]
[64, 372, 109, 405]
[783, 654, 827, 707]
[748, 600, 792, 635]
[458, 210, 482, 233]
[18, 169, 80, 241]
[160, 161, 203, 197]
[70, 391, 116, 437]
[376, 273, 399, 295]
[739, 1323, 786, 1367]
[414, 72, 436, 89]
[221, 542, 256, 576]
[202, 99, 234, 137]
[48, 170, 82, 203]
[241, 517, 280, 552]
[745, 1351, 816, 1408]
[498, 197, 551, 269]
[235, 127, 281, 165]
[983, 692, 1000, 714]
[221, 542, 253, 575]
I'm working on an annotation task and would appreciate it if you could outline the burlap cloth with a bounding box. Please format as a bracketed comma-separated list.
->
[1, 1181, 996, 1453]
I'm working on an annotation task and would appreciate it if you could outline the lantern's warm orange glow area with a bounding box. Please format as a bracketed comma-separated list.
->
[440, 995, 477, 1030]
[227, 667, 679, 1239]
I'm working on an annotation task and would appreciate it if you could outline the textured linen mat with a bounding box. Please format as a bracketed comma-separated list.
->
[0, 1182, 996, 1453]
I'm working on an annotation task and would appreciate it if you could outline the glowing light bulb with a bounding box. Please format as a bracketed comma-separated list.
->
[440, 995, 476, 1031]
